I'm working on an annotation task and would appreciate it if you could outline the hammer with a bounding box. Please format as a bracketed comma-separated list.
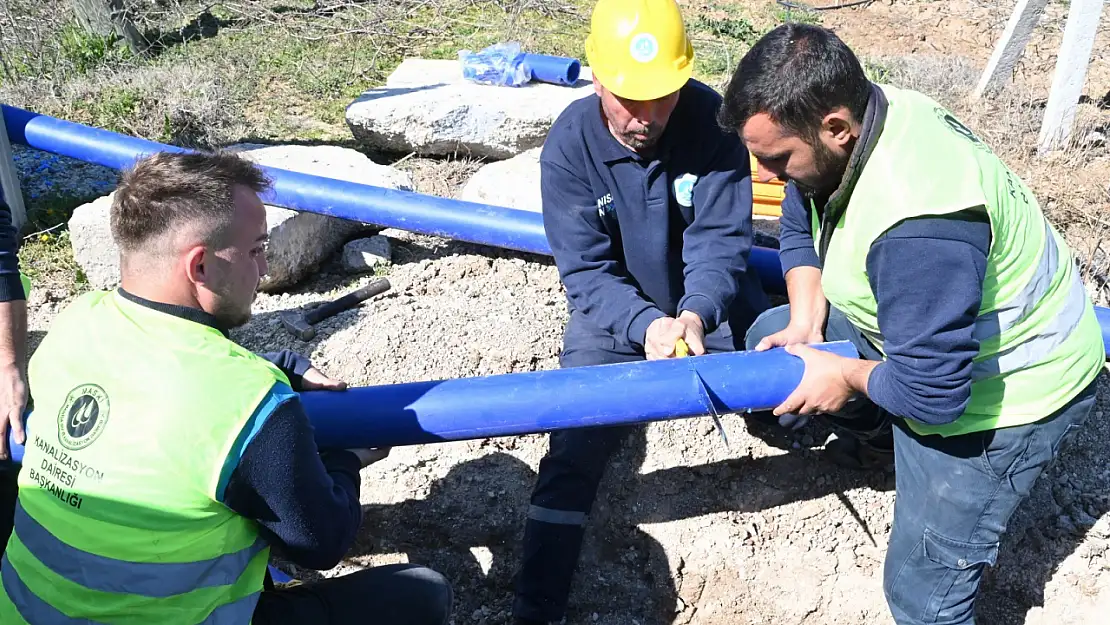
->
[280, 278, 392, 341]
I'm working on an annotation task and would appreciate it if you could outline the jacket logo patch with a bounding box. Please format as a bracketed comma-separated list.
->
[58, 384, 110, 451]
[596, 193, 614, 217]
[674, 174, 698, 207]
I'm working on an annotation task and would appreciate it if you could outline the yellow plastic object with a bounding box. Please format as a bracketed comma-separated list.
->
[585, 0, 694, 101]
[750, 153, 785, 217]
[675, 338, 689, 358]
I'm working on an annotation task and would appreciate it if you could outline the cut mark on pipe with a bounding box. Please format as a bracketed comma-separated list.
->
[691, 367, 730, 449]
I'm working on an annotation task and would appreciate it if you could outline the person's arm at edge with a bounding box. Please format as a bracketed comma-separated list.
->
[0, 195, 27, 461]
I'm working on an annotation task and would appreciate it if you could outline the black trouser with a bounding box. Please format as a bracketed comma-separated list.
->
[512, 311, 754, 623]
[254, 564, 452, 625]
[0, 465, 17, 561]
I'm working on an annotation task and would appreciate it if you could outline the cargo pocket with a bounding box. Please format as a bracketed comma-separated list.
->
[919, 528, 998, 623]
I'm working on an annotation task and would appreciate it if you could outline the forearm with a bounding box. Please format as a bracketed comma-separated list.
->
[258, 350, 312, 390]
[842, 357, 879, 396]
[0, 301, 27, 371]
[784, 267, 827, 334]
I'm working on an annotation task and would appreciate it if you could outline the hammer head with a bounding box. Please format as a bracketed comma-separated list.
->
[280, 309, 316, 341]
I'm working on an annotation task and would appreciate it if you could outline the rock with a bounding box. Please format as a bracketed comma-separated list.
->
[70, 144, 413, 292]
[458, 148, 542, 211]
[227, 144, 412, 291]
[345, 59, 595, 159]
[67, 195, 119, 290]
[342, 236, 392, 273]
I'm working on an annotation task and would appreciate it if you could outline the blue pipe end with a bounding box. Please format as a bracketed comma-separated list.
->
[523, 54, 582, 86]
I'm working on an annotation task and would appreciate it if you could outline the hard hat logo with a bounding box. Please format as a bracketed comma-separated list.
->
[585, 0, 695, 101]
[629, 33, 659, 64]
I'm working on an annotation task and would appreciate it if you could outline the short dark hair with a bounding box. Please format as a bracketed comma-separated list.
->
[717, 23, 870, 140]
[111, 151, 270, 254]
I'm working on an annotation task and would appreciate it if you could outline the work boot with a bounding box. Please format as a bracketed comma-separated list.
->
[822, 433, 895, 472]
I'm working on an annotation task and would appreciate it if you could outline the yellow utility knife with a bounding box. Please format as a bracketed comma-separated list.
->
[675, 338, 690, 358]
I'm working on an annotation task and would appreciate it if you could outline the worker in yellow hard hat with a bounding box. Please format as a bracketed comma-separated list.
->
[511, 1, 771, 623]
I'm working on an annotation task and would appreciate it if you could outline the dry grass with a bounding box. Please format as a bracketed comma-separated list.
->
[2, 60, 246, 148]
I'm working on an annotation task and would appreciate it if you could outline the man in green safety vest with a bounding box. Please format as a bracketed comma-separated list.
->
[721, 24, 1104, 625]
[0, 151, 453, 624]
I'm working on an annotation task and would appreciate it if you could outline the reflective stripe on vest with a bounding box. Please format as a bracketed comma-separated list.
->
[972, 220, 1059, 343]
[11, 501, 267, 598]
[1, 554, 261, 625]
[971, 267, 1088, 381]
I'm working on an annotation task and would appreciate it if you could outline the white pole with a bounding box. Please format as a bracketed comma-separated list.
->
[0, 106, 27, 231]
[972, 0, 1050, 99]
[1037, 0, 1105, 154]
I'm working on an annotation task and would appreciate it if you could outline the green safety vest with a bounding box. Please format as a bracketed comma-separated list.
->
[0, 290, 290, 624]
[815, 84, 1104, 437]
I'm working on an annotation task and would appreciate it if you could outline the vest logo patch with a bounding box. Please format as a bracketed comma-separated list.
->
[673, 174, 698, 207]
[934, 107, 992, 153]
[58, 384, 110, 451]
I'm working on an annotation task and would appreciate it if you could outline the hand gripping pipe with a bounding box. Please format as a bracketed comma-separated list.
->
[523, 53, 582, 85]
[6, 342, 858, 463]
[1, 104, 787, 294]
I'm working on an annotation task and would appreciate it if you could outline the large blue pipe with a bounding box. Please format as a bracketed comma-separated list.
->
[523, 53, 581, 85]
[1, 104, 787, 294]
[7, 342, 858, 464]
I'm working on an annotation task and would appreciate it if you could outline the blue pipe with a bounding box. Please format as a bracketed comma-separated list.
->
[1097, 306, 1110, 352]
[7, 341, 858, 463]
[0, 104, 787, 294]
[523, 53, 581, 85]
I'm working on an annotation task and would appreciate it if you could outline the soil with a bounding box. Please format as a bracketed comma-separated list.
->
[16, 1, 1110, 623]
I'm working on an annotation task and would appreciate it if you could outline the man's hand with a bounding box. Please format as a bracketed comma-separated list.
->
[753, 322, 824, 352]
[645, 312, 706, 359]
[676, 311, 706, 356]
[0, 363, 27, 461]
[300, 366, 347, 391]
[774, 344, 856, 417]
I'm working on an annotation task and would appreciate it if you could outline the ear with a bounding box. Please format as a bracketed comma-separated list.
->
[183, 245, 208, 287]
[592, 74, 603, 98]
[822, 108, 855, 149]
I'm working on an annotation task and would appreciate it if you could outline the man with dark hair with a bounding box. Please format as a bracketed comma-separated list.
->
[0, 151, 453, 625]
[721, 23, 1104, 625]
[512, 1, 770, 623]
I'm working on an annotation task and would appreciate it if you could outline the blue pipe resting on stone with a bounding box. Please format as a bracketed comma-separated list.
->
[523, 53, 581, 85]
[7, 341, 858, 463]
[0, 104, 787, 293]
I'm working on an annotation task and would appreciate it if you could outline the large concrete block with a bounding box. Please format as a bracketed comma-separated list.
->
[69, 144, 413, 292]
[458, 148, 542, 212]
[345, 59, 594, 160]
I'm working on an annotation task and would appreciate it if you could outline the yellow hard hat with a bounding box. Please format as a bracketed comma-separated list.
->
[585, 0, 695, 101]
